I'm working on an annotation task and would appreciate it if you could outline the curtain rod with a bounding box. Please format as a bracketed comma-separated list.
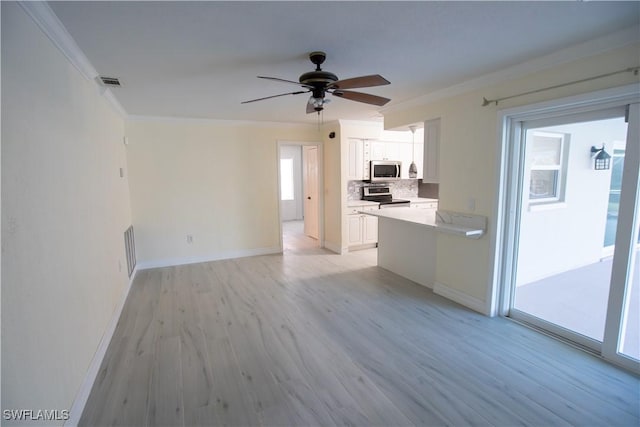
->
[482, 66, 640, 107]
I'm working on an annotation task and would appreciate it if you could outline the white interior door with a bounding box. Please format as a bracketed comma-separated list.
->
[303, 146, 319, 239]
[280, 146, 303, 221]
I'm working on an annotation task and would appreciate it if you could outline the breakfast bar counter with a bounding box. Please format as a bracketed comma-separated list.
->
[360, 207, 486, 288]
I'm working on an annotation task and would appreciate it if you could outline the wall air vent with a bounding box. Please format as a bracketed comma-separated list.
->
[98, 76, 121, 87]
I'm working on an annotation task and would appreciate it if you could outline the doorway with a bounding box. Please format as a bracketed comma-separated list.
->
[280, 145, 304, 222]
[278, 142, 322, 252]
[496, 85, 639, 372]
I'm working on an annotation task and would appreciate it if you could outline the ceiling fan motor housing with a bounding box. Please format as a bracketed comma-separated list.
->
[299, 70, 338, 87]
[300, 51, 337, 103]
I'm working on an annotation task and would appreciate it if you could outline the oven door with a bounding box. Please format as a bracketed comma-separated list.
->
[370, 161, 401, 181]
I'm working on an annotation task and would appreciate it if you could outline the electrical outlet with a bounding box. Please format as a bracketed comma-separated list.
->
[186, 235, 193, 244]
[119, 168, 124, 178]
[467, 197, 476, 212]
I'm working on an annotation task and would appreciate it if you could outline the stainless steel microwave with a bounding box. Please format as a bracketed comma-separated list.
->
[368, 160, 401, 182]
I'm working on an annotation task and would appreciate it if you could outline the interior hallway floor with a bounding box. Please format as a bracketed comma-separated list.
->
[282, 220, 321, 254]
[80, 226, 639, 426]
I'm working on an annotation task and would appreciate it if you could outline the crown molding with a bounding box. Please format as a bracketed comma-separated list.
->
[382, 25, 640, 115]
[126, 114, 320, 129]
[101, 88, 127, 118]
[18, 1, 97, 81]
[18, 1, 128, 118]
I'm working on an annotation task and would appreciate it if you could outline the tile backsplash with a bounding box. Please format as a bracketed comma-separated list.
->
[347, 179, 419, 201]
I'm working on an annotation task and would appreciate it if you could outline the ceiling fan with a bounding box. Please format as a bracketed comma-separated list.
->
[241, 51, 391, 114]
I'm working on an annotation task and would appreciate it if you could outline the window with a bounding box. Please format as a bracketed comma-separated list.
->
[280, 158, 294, 201]
[527, 131, 569, 204]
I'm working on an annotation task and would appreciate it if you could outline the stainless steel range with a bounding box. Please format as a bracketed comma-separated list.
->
[362, 185, 410, 208]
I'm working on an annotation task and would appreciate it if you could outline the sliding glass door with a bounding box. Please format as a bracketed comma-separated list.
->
[501, 91, 639, 372]
[602, 102, 639, 369]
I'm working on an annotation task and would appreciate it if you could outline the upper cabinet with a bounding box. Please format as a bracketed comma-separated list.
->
[423, 118, 440, 183]
[369, 140, 399, 161]
[347, 130, 425, 181]
[347, 138, 364, 180]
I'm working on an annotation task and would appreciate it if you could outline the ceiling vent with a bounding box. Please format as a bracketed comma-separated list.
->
[98, 76, 121, 87]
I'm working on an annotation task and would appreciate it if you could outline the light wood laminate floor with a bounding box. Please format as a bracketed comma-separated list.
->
[81, 242, 639, 426]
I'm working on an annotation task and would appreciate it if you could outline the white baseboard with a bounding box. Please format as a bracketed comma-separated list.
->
[433, 282, 487, 315]
[65, 267, 138, 426]
[136, 246, 282, 270]
[323, 240, 344, 254]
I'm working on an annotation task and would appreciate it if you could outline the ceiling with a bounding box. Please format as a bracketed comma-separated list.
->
[49, 1, 639, 124]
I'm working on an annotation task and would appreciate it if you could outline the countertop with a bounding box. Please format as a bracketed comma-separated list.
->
[347, 197, 437, 208]
[405, 197, 438, 204]
[360, 207, 485, 239]
[347, 200, 380, 208]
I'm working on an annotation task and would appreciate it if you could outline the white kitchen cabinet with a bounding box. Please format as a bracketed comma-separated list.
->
[362, 215, 379, 244]
[369, 140, 399, 161]
[352, 136, 424, 181]
[423, 118, 440, 183]
[347, 204, 379, 249]
[347, 214, 363, 246]
[348, 213, 379, 248]
[347, 139, 364, 180]
[370, 141, 385, 160]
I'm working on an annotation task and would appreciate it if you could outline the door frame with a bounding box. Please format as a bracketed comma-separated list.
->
[489, 83, 640, 372]
[276, 140, 324, 251]
[302, 145, 320, 240]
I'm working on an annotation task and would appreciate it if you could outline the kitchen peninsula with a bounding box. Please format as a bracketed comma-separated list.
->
[362, 208, 486, 289]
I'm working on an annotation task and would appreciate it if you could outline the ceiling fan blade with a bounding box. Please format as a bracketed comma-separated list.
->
[332, 90, 391, 106]
[241, 90, 308, 104]
[328, 74, 390, 90]
[257, 76, 309, 87]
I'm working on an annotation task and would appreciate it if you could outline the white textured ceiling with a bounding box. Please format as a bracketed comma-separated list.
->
[49, 1, 640, 124]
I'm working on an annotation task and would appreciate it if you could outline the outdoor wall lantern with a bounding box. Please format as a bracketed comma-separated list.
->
[591, 145, 611, 170]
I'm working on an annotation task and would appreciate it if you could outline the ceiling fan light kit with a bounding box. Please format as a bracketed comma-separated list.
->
[242, 51, 391, 114]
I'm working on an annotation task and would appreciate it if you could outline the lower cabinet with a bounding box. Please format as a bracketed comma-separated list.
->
[348, 214, 378, 249]
[348, 214, 364, 246]
[362, 215, 379, 244]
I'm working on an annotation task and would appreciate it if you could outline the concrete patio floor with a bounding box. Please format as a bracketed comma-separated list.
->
[515, 250, 639, 360]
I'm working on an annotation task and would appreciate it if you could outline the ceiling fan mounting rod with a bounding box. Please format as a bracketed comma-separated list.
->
[309, 51, 327, 71]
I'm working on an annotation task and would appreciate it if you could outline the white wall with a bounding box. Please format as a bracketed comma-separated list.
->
[517, 118, 627, 285]
[125, 119, 321, 267]
[1, 3, 132, 422]
[321, 121, 343, 252]
[384, 41, 640, 308]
